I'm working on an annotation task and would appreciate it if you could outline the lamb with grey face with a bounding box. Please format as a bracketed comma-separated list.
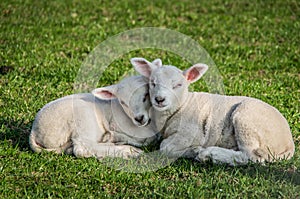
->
[132, 57, 295, 166]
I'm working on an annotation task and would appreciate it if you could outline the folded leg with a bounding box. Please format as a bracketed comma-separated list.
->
[72, 139, 143, 159]
[195, 146, 249, 166]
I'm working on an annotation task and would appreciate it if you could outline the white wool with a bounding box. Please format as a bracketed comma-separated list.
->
[132, 57, 295, 166]
[29, 76, 159, 159]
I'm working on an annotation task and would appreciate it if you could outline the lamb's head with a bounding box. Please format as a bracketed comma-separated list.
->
[92, 76, 151, 127]
[131, 57, 208, 112]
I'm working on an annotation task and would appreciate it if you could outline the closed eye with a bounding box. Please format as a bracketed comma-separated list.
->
[173, 83, 182, 89]
[150, 80, 156, 88]
[120, 100, 128, 107]
[143, 93, 149, 102]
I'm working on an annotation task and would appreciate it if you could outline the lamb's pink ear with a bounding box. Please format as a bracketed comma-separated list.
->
[92, 85, 117, 100]
[183, 63, 208, 83]
[152, 58, 162, 67]
[130, 57, 158, 78]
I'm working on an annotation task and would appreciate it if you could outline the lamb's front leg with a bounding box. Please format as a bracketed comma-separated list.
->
[195, 146, 249, 166]
[73, 139, 143, 159]
[95, 144, 143, 159]
[159, 133, 197, 159]
[111, 131, 145, 148]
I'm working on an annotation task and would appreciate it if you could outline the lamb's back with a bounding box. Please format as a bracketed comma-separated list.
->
[171, 92, 251, 147]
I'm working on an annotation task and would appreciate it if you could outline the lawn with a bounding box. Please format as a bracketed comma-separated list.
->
[0, 0, 299, 198]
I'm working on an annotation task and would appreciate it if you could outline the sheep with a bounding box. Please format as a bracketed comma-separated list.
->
[29, 75, 159, 159]
[132, 57, 295, 166]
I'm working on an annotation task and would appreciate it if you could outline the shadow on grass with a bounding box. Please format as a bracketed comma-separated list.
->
[180, 158, 300, 187]
[244, 163, 300, 186]
[1, 118, 299, 187]
[0, 118, 32, 151]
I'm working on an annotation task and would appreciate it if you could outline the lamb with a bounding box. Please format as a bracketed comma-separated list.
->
[29, 75, 159, 159]
[132, 57, 295, 166]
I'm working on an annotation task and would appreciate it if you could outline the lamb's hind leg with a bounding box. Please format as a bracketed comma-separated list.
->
[195, 146, 249, 166]
[232, 99, 295, 163]
[72, 114, 142, 159]
[71, 106, 143, 159]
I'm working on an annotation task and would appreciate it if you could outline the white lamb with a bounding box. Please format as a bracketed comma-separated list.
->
[132, 57, 295, 166]
[29, 75, 159, 159]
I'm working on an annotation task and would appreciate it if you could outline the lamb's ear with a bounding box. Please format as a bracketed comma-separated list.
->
[152, 58, 162, 67]
[183, 63, 208, 83]
[130, 57, 158, 78]
[92, 85, 117, 100]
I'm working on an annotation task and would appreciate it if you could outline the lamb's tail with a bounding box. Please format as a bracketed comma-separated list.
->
[29, 130, 73, 154]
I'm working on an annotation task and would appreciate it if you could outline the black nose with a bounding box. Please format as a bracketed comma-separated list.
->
[134, 115, 144, 123]
[155, 96, 165, 104]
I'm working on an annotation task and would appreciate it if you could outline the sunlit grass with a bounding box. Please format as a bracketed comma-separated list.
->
[0, 0, 299, 198]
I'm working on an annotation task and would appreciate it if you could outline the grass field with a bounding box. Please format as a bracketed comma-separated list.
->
[1, 0, 299, 198]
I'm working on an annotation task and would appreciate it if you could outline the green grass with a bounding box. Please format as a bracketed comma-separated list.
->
[1, 0, 299, 198]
